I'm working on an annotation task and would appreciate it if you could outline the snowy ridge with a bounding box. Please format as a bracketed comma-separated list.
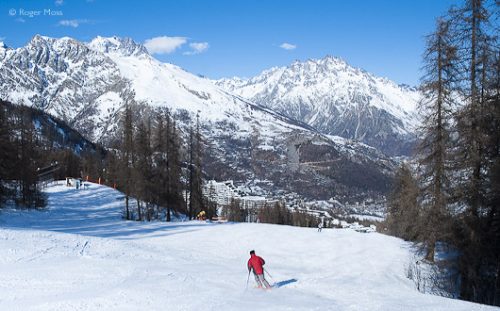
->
[216, 56, 421, 155]
[0, 182, 496, 310]
[88, 36, 149, 57]
[0, 35, 308, 141]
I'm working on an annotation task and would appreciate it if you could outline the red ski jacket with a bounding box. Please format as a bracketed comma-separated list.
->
[248, 254, 265, 275]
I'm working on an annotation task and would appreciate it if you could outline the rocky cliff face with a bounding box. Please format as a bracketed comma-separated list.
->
[0, 35, 132, 142]
[216, 56, 420, 156]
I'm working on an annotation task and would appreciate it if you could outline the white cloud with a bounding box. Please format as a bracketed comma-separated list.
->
[183, 42, 209, 55]
[58, 19, 90, 28]
[55, 0, 64, 6]
[280, 42, 297, 50]
[144, 36, 187, 55]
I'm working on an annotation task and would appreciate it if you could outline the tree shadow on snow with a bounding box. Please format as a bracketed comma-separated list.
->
[0, 184, 220, 240]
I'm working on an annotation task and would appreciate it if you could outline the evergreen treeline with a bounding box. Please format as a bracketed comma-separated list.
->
[0, 101, 46, 209]
[105, 105, 205, 222]
[222, 199, 321, 228]
[0, 100, 110, 209]
[0, 99, 207, 222]
[386, 0, 499, 305]
[0, 98, 207, 222]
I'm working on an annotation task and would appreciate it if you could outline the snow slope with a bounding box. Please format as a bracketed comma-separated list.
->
[0, 182, 496, 311]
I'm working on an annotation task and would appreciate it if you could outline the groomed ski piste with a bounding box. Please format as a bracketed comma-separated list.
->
[0, 182, 497, 311]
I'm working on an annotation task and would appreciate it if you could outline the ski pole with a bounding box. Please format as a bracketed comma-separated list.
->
[246, 270, 250, 290]
[264, 268, 274, 281]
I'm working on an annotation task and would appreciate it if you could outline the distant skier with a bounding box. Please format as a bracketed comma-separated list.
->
[318, 222, 323, 232]
[247, 250, 271, 289]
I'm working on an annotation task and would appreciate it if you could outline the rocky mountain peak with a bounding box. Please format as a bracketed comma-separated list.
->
[22, 35, 93, 69]
[88, 36, 149, 57]
[0, 41, 9, 60]
[215, 55, 421, 156]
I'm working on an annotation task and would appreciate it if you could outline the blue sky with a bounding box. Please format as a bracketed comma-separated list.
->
[1, 0, 461, 85]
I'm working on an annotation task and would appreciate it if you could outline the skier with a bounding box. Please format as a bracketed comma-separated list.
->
[318, 221, 323, 232]
[247, 250, 271, 289]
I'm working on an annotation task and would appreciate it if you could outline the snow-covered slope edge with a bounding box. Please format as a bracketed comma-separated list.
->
[216, 56, 421, 156]
[0, 182, 496, 311]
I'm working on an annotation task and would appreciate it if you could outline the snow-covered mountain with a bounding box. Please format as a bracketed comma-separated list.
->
[216, 56, 421, 156]
[0, 35, 304, 143]
[0, 35, 129, 141]
[0, 35, 397, 199]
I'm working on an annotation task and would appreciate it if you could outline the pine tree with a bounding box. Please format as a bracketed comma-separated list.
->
[386, 164, 421, 241]
[188, 115, 204, 220]
[133, 120, 153, 221]
[188, 126, 194, 220]
[452, 0, 492, 216]
[58, 149, 81, 180]
[104, 150, 119, 188]
[120, 105, 134, 220]
[153, 110, 171, 220]
[223, 198, 246, 222]
[15, 107, 44, 208]
[448, 0, 497, 302]
[417, 18, 457, 261]
[194, 115, 204, 216]
[81, 151, 103, 182]
[0, 102, 15, 206]
[481, 29, 500, 306]
[167, 118, 185, 219]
